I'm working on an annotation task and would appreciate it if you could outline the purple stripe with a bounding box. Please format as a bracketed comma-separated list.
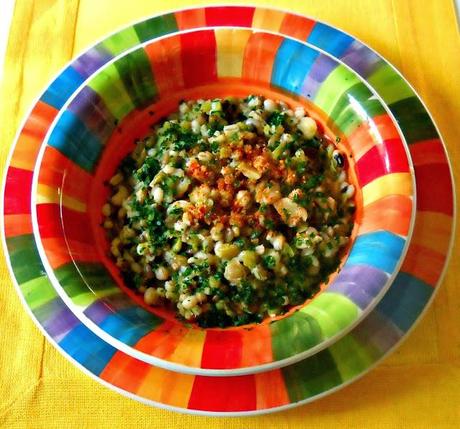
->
[84, 293, 133, 324]
[85, 300, 115, 324]
[328, 264, 389, 309]
[300, 54, 338, 99]
[68, 86, 116, 142]
[352, 310, 403, 353]
[340, 41, 382, 78]
[73, 47, 113, 78]
[40, 299, 81, 338]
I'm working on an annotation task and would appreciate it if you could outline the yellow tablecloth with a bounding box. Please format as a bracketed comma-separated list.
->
[1, 0, 459, 427]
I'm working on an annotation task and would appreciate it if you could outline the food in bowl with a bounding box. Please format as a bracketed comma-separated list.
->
[102, 95, 355, 327]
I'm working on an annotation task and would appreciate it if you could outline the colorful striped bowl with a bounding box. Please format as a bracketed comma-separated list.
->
[2, 6, 454, 414]
[30, 27, 416, 375]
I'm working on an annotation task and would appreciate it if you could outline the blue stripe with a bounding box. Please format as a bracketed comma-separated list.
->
[98, 306, 161, 346]
[48, 110, 103, 172]
[272, 39, 319, 94]
[347, 231, 405, 273]
[307, 23, 354, 58]
[41, 66, 85, 109]
[59, 324, 116, 375]
[377, 272, 433, 332]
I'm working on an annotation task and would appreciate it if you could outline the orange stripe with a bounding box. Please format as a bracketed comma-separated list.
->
[240, 324, 273, 367]
[175, 8, 206, 30]
[4, 214, 32, 237]
[402, 243, 445, 286]
[100, 351, 151, 392]
[11, 134, 42, 171]
[359, 194, 412, 236]
[348, 114, 401, 160]
[242, 32, 283, 84]
[136, 366, 194, 407]
[101, 352, 194, 408]
[255, 369, 290, 409]
[279, 13, 315, 40]
[11, 101, 59, 171]
[38, 146, 92, 203]
[410, 211, 453, 256]
[252, 8, 285, 32]
[167, 328, 205, 367]
[144, 38, 185, 96]
[133, 321, 188, 359]
[42, 237, 99, 269]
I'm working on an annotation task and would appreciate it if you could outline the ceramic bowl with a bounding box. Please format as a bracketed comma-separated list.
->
[31, 27, 415, 375]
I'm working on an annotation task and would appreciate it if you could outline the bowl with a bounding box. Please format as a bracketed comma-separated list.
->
[4, 6, 454, 414]
[31, 27, 415, 375]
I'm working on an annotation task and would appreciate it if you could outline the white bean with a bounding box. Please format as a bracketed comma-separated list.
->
[224, 259, 247, 283]
[155, 266, 170, 280]
[144, 287, 160, 305]
[298, 116, 317, 139]
[110, 186, 129, 206]
[182, 295, 198, 310]
[109, 173, 123, 186]
[191, 119, 201, 134]
[152, 186, 164, 204]
[255, 245, 265, 255]
[294, 107, 305, 118]
[272, 235, 286, 251]
[263, 98, 277, 112]
[102, 203, 111, 217]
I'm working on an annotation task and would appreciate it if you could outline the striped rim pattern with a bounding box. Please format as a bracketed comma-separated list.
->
[2, 6, 454, 414]
[33, 27, 414, 373]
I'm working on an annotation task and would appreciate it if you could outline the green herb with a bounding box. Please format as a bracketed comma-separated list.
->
[262, 255, 276, 269]
[302, 174, 323, 191]
[258, 203, 268, 213]
[230, 132, 239, 142]
[264, 219, 275, 229]
[268, 111, 285, 126]
[233, 237, 245, 248]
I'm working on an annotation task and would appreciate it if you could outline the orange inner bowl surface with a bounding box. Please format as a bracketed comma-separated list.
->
[86, 79, 362, 328]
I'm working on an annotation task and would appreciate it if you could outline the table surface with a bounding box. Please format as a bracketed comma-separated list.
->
[1, 0, 459, 427]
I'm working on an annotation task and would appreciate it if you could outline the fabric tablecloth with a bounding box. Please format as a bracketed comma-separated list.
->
[1, 0, 459, 427]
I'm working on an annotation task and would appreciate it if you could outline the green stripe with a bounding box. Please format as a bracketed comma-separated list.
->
[328, 83, 386, 135]
[282, 349, 342, 402]
[99, 26, 141, 56]
[367, 64, 415, 105]
[6, 235, 44, 285]
[314, 65, 360, 116]
[88, 64, 135, 120]
[328, 334, 378, 380]
[54, 262, 119, 308]
[134, 13, 178, 42]
[388, 97, 439, 144]
[113, 48, 158, 108]
[270, 312, 323, 361]
[300, 293, 359, 337]
[20, 275, 58, 309]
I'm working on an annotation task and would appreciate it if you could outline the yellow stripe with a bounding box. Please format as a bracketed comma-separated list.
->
[215, 28, 252, 78]
[252, 8, 285, 32]
[136, 366, 194, 408]
[36, 184, 87, 212]
[362, 172, 413, 207]
[168, 328, 205, 368]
